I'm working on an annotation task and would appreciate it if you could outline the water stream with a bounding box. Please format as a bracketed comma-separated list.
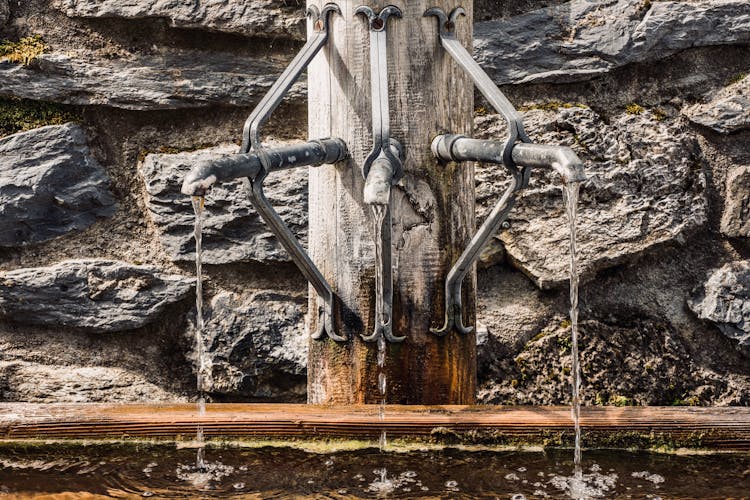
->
[191, 196, 208, 472]
[371, 204, 391, 493]
[563, 182, 583, 497]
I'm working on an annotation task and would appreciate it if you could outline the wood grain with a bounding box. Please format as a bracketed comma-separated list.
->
[306, 0, 478, 404]
[2, 404, 748, 450]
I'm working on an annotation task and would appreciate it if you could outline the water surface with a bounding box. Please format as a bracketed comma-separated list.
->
[1, 444, 747, 498]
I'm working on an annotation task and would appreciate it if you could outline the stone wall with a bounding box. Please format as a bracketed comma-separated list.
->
[1, 0, 749, 405]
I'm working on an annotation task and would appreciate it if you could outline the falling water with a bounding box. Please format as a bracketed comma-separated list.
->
[371, 204, 391, 492]
[191, 196, 208, 472]
[372, 204, 389, 451]
[563, 183, 583, 496]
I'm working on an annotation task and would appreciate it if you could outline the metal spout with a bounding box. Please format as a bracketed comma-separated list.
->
[181, 138, 348, 196]
[432, 134, 587, 185]
[363, 157, 395, 205]
[511, 143, 587, 185]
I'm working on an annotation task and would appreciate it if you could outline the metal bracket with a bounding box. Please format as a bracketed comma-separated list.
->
[356, 5, 405, 344]
[430, 157, 529, 336]
[425, 6, 535, 336]
[241, 3, 346, 342]
[424, 6, 531, 173]
[355, 5, 404, 182]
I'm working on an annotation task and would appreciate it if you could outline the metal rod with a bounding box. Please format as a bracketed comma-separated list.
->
[429, 133, 586, 335]
[432, 135, 586, 184]
[183, 4, 346, 341]
[240, 4, 340, 154]
[424, 7, 531, 170]
[247, 176, 342, 341]
[431, 174, 521, 336]
[356, 5, 404, 343]
[182, 138, 348, 197]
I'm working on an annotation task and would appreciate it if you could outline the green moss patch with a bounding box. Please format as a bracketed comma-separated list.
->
[0, 35, 48, 66]
[0, 98, 80, 138]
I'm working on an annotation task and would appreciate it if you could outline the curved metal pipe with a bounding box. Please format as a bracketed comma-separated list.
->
[432, 135, 587, 184]
[181, 138, 347, 197]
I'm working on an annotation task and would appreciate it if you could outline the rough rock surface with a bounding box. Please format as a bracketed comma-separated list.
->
[475, 106, 707, 289]
[54, 0, 306, 40]
[0, 0, 9, 25]
[198, 290, 307, 401]
[475, 0, 750, 85]
[478, 319, 750, 406]
[0, 123, 116, 246]
[0, 260, 193, 332]
[721, 166, 750, 238]
[684, 74, 750, 134]
[0, 52, 299, 110]
[688, 261, 750, 352]
[0, 361, 180, 402]
[141, 143, 307, 265]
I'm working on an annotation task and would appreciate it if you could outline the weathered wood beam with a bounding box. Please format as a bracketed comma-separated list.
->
[2, 404, 748, 450]
[306, 0, 477, 404]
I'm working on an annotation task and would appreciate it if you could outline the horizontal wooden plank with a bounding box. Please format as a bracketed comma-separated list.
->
[1, 404, 748, 450]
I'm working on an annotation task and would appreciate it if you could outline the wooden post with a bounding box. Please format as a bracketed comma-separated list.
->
[307, 0, 476, 404]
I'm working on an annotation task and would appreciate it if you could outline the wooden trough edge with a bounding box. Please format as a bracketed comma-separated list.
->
[1, 404, 749, 451]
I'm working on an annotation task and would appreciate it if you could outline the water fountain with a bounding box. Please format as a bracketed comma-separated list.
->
[2, 0, 750, 497]
[181, 0, 587, 488]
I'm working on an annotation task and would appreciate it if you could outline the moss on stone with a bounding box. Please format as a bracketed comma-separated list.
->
[519, 101, 588, 112]
[0, 98, 80, 138]
[625, 103, 645, 115]
[727, 72, 747, 86]
[0, 35, 48, 66]
[651, 108, 668, 122]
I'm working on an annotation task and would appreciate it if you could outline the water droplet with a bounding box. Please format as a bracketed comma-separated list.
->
[378, 372, 387, 395]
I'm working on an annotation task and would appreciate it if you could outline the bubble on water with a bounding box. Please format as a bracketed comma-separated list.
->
[403, 470, 417, 478]
[631, 471, 665, 485]
[142, 462, 158, 477]
[307, 479, 315, 484]
[239, 465, 248, 471]
[141, 492, 154, 498]
[337, 489, 348, 495]
[549, 470, 618, 499]
[590, 464, 601, 472]
[517, 467, 527, 472]
[511, 494, 526, 500]
[325, 459, 334, 467]
[233, 482, 245, 490]
[368, 469, 395, 496]
[445, 479, 459, 492]
[176, 461, 234, 490]
[534, 490, 550, 498]
[505, 472, 520, 481]
[421, 486, 429, 491]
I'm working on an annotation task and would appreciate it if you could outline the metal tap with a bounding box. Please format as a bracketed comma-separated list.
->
[356, 5, 405, 343]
